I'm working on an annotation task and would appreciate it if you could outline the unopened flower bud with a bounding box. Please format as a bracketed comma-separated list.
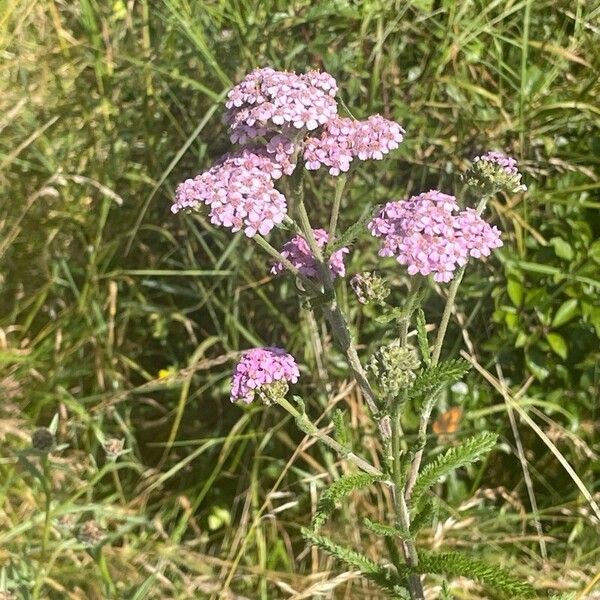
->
[368, 342, 420, 401]
[350, 272, 390, 305]
[468, 151, 526, 194]
[31, 428, 55, 453]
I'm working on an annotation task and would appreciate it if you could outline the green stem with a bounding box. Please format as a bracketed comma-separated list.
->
[326, 174, 348, 252]
[95, 547, 116, 597]
[275, 397, 383, 477]
[431, 194, 490, 367]
[391, 400, 424, 599]
[295, 189, 381, 419]
[41, 456, 52, 562]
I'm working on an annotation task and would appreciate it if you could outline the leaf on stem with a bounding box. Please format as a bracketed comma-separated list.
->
[312, 472, 381, 531]
[411, 431, 498, 504]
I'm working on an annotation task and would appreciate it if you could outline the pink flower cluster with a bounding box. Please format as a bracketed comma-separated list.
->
[171, 149, 288, 237]
[224, 67, 338, 144]
[473, 151, 518, 175]
[271, 229, 349, 278]
[304, 115, 404, 175]
[230, 347, 300, 404]
[368, 190, 503, 282]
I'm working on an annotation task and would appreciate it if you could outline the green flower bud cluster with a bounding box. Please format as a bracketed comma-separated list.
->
[368, 342, 420, 402]
[350, 272, 390, 306]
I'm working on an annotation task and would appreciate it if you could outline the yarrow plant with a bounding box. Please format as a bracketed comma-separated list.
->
[172, 67, 533, 598]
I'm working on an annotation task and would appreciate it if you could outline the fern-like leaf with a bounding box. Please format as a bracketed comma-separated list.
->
[417, 550, 537, 597]
[411, 432, 498, 504]
[408, 359, 471, 402]
[302, 528, 408, 593]
[415, 308, 431, 367]
[312, 473, 380, 531]
[327, 203, 378, 253]
[363, 517, 411, 540]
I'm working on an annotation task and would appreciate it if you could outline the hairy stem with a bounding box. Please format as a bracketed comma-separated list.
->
[392, 401, 424, 599]
[275, 397, 383, 477]
[326, 174, 348, 251]
[295, 188, 381, 418]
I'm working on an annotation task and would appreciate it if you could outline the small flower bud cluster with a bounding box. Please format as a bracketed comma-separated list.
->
[350, 272, 390, 305]
[469, 151, 526, 193]
[303, 115, 404, 176]
[368, 190, 502, 282]
[231, 347, 300, 404]
[224, 67, 338, 144]
[271, 229, 349, 279]
[172, 149, 288, 237]
[368, 342, 421, 401]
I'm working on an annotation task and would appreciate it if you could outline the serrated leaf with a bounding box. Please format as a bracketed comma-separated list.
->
[416, 308, 431, 367]
[545, 332, 568, 359]
[327, 204, 378, 253]
[416, 550, 536, 597]
[408, 359, 471, 402]
[302, 528, 408, 593]
[552, 298, 578, 328]
[411, 432, 498, 504]
[363, 517, 411, 540]
[312, 473, 381, 530]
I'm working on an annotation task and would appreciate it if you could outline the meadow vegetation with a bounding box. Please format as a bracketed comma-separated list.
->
[1, 0, 599, 598]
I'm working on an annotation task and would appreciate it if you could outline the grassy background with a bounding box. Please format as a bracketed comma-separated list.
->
[1, 0, 599, 598]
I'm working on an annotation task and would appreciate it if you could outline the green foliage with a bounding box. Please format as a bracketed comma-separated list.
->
[302, 528, 407, 594]
[327, 203, 378, 253]
[332, 408, 349, 446]
[312, 473, 381, 531]
[363, 517, 411, 541]
[411, 432, 498, 504]
[416, 550, 537, 598]
[415, 309, 431, 367]
[408, 360, 471, 402]
[1, 0, 599, 596]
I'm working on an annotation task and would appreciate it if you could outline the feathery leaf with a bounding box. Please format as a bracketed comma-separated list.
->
[411, 432, 498, 504]
[312, 472, 381, 531]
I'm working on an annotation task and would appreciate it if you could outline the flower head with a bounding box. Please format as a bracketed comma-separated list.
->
[231, 347, 300, 404]
[470, 151, 526, 193]
[271, 229, 348, 278]
[303, 115, 404, 175]
[224, 68, 338, 144]
[172, 149, 289, 237]
[369, 190, 502, 282]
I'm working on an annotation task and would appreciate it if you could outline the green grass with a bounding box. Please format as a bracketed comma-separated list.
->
[1, 0, 599, 598]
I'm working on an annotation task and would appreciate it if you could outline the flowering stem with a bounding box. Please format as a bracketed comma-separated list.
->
[326, 174, 348, 251]
[405, 194, 492, 502]
[294, 184, 381, 419]
[431, 194, 490, 366]
[275, 396, 383, 477]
